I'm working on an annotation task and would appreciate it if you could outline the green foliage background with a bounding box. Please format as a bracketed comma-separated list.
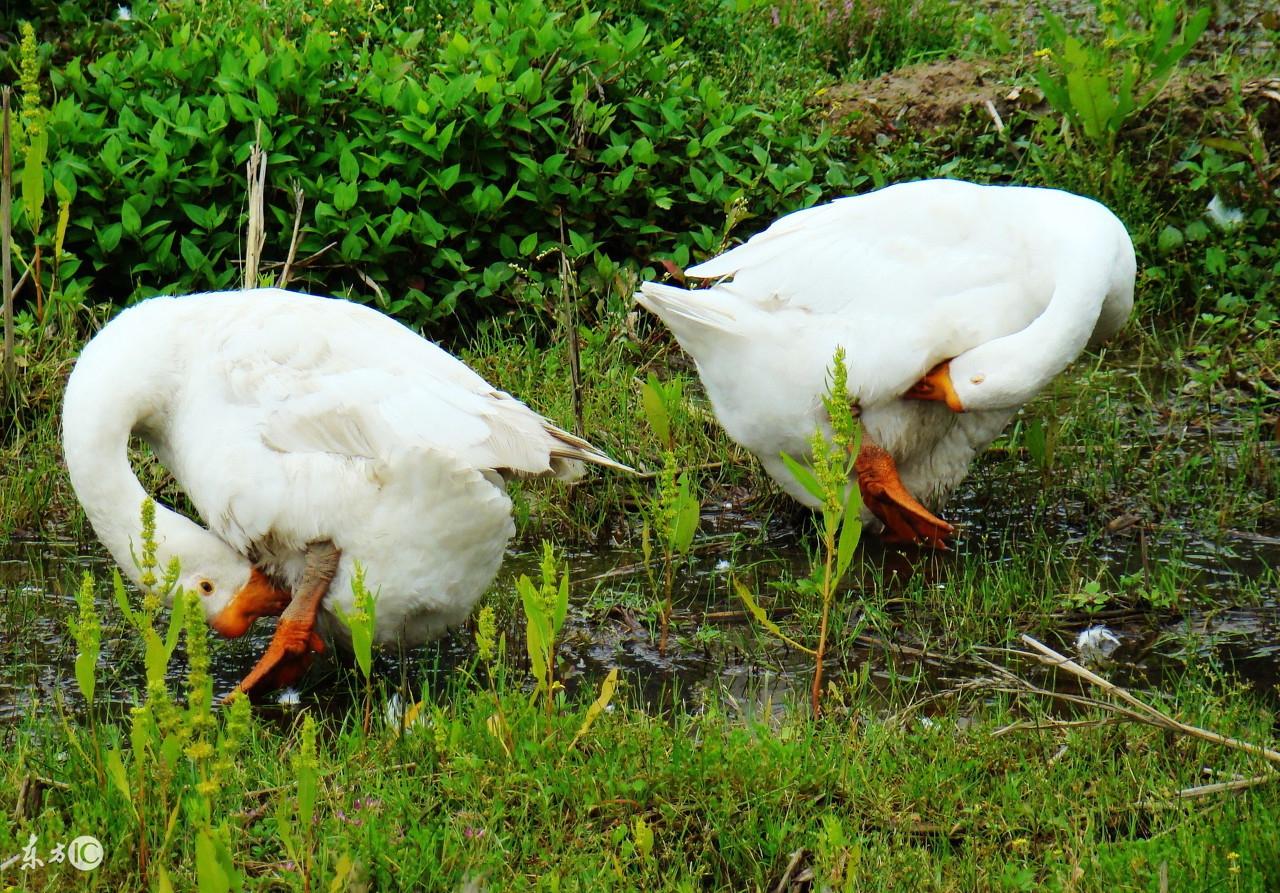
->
[14, 0, 852, 324]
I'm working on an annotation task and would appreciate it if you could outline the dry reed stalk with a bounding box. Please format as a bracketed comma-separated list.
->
[280, 182, 305, 288]
[1020, 634, 1280, 766]
[243, 127, 267, 290]
[557, 214, 584, 439]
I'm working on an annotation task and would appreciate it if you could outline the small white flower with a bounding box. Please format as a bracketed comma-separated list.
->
[1205, 194, 1244, 231]
[116, 5, 132, 20]
[276, 687, 301, 707]
[1076, 626, 1121, 664]
[714, 559, 732, 572]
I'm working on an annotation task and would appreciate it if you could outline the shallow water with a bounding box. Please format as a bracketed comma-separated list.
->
[2, 443, 1276, 725]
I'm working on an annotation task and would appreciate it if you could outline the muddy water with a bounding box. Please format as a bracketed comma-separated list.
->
[2, 452, 1276, 724]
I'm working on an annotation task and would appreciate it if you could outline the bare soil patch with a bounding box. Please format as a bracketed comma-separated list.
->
[814, 57, 1280, 146]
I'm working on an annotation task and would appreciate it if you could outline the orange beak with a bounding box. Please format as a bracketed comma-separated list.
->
[905, 360, 964, 412]
[210, 567, 293, 638]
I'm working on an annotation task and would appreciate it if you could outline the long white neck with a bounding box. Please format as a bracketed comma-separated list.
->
[62, 311, 223, 591]
[950, 228, 1133, 412]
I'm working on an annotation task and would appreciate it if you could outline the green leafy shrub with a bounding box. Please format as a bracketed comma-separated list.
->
[1143, 141, 1280, 320]
[30, 0, 851, 323]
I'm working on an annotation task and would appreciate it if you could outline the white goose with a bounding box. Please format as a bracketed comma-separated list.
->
[637, 179, 1135, 545]
[62, 288, 627, 693]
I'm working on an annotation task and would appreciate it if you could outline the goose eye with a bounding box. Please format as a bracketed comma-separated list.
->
[198, 580, 215, 595]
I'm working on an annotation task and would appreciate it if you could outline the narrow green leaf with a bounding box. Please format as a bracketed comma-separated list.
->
[106, 748, 135, 809]
[164, 588, 187, 658]
[640, 375, 670, 447]
[671, 478, 700, 555]
[195, 829, 231, 893]
[553, 572, 570, 633]
[835, 486, 863, 582]
[568, 667, 620, 751]
[74, 650, 96, 707]
[112, 569, 135, 624]
[519, 576, 548, 684]
[733, 580, 815, 655]
[780, 452, 825, 503]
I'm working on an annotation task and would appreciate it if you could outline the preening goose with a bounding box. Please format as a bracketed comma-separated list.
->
[63, 288, 628, 693]
[637, 179, 1135, 545]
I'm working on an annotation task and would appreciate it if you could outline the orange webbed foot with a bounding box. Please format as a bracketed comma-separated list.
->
[855, 441, 955, 550]
[226, 541, 341, 699]
[234, 619, 327, 694]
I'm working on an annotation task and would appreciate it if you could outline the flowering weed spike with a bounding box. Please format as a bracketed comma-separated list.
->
[475, 605, 497, 665]
[18, 23, 42, 141]
[70, 571, 102, 707]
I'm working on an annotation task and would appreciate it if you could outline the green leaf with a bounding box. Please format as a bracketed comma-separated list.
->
[542, 153, 567, 175]
[633, 815, 654, 861]
[435, 163, 461, 191]
[640, 374, 670, 446]
[105, 747, 135, 809]
[181, 202, 210, 228]
[195, 829, 231, 893]
[1157, 225, 1184, 252]
[780, 452, 825, 503]
[732, 579, 815, 655]
[160, 731, 183, 770]
[74, 648, 96, 708]
[180, 236, 208, 272]
[339, 149, 359, 183]
[121, 199, 142, 235]
[552, 572, 570, 635]
[164, 589, 187, 659]
[518, 576, 548, 685]
[256, 82, 279, 117]
[1204, 245, 1227, 275]
[333, 180, 358, 212]
[568, 667, 619, 751]
[631, 137, 656, 165]
[97, 222, 123, 254]
[670, 475, 700, 555]
[1025, 418, 1047, 467]
[111, 570, 135, 624]
[835, 486, 863, 581]
[612, 164, 636, 193]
